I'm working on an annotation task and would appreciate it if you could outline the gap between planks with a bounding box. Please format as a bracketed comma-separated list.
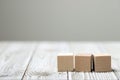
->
[0, 42, 119, 80]
[0, 42, 37, 80]
[97, 43, 120, 79]
[23, 42, 69, 80]
[21, 44, 38, 80]
[68, 42, 118, 80]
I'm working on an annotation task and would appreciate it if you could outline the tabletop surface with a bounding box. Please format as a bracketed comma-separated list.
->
[0, 41, 120, 80]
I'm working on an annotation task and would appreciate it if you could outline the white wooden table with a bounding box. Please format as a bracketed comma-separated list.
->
[0, 41, 120, 80]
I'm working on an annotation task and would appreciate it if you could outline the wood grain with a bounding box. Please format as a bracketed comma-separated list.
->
[0, 42, 9, 55]
[23, 42, 69, 80]
[0, 42, 37, 80]
[0, 42, 119, 80]
[69, 42, 118, 80]
[68, 42, 101, 80]
[98, 42, 120, 79]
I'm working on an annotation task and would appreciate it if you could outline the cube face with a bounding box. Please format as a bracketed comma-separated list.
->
[75, 54, 91, 72]
[94, 54, 111, 72]
[57, 55, 73, 72]
[57, 54, 111, 72]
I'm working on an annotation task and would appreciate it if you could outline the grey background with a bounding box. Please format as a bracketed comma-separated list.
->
[0, 0, 120, 41]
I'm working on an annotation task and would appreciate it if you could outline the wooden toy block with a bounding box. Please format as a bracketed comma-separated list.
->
[57, 54, 74, 72]
[93, 54, 111, 72]
[75, 54, 92, 72]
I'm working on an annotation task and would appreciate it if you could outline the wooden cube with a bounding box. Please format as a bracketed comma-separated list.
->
[94, 54, 111, 72]
[75, 54, 92, 72]
[57, 54, 74, 72]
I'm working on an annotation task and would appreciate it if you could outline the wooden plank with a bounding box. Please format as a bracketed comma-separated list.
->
[0, 42, 118, 79]
[68, 42, 100, 53]
[23, 42, 69, 80]
[0, 42, 9, 55]
[0, 42, 37, 80]
[68, 42, 118, 80]
[83, 43, 117, 80]
[68, 42, 100, 80]
[98, 42, 120, 79]
[68, 72, 84, 80]
[98, 42, 120, 58]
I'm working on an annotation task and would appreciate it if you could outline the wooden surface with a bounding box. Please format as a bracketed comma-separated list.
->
[0, 42, 120, 80]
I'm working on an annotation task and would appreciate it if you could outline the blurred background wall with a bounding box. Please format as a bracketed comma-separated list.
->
[0, 0, 120, 41]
